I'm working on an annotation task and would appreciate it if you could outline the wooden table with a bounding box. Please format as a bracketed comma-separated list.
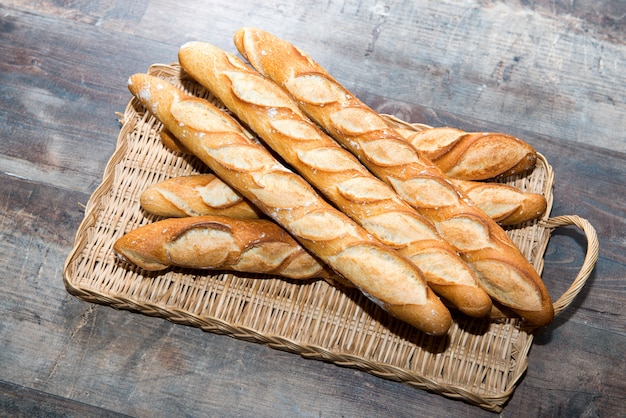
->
[1, 1, 624, 416]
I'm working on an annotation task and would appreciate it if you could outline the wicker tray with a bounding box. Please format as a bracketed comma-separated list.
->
[62, 63, 599, 412]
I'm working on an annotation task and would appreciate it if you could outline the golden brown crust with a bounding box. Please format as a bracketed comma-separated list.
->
[178, 41, 491, 318]
[113, 215, 332, 279]
[234, 27, 553, 327]
[140, 174, 262, 219]
[395, 127, 537, 181]
[128, 73, 451, 335]
[451, 179, 548, 225]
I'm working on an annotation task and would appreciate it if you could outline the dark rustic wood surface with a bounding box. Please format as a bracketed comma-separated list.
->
[1, 1, 624, 417]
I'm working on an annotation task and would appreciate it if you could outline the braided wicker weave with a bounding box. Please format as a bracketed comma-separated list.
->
[62, 63, 598, 412]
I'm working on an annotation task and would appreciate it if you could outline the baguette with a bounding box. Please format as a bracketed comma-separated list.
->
[113, 215, 511, 319]
[390, 124, 537, 181]
[234, 28, 554, 327]
[114, 215, 333, 279]
[140, 173, 262, 219]
[452, 179, 547, 226]
[178, 42, 492, 318]
[128, 73, 452, 335]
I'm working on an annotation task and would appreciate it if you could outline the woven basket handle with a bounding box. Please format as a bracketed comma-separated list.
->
[538, 215, 599, 316]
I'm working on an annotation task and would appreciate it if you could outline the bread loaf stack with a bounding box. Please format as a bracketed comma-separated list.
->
[124, 73, 452, 335]
[114, 28, 555, 334]
[232, 28, 553, 327]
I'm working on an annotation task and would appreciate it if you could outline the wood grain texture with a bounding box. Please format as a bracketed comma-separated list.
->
[0, 0, 624, 416]
[0, 380, 133, 418]
[0, 3, 170, 193]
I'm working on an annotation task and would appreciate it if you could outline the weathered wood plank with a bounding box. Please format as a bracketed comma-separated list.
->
[133, 0, 626, 153]
[0, 5, 172, 194]
[1, 0, 149, 30]
[0, 380, 132, 418]
[519, 0, 626, 40]
[0, 1, 624, 417]
[4, 0, 624, 152]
